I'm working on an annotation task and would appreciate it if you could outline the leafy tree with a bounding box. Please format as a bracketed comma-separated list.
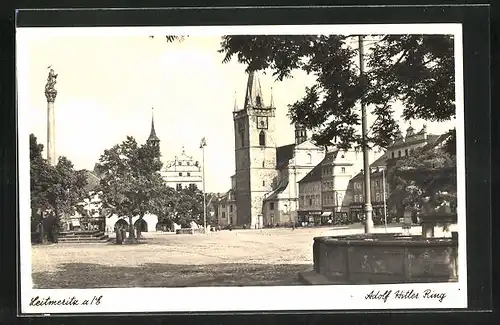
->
[387, 140, 457, 216]
[30, 134, 88, 243]
[96, 136, 165, 242]
[218, 34, 455, 150]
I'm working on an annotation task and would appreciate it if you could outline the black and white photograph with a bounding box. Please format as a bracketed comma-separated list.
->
[17, 23, 467, 314]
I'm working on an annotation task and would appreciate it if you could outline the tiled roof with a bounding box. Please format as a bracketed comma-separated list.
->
[276, 144, 295, 169]
[299, 159, 324, 184]
[350, 153, 387, 181]
[320, 150, 339, 165]
[427, 133, 450, 147]
[82, 170, 101, 192]
[264, 179, 289, 201]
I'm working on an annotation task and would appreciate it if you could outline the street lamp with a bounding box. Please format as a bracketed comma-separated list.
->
[200, 137, 207, 232]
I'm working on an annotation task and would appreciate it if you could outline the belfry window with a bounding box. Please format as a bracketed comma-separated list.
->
[256, 95, 262, 107]
[259, 131, 266, 146]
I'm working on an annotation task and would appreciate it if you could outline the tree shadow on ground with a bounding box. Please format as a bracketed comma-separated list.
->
[32, 262, 312, 289]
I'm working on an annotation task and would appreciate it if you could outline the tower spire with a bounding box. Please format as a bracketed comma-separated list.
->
[244, 71, 264, 108]
[147, 107, 160, 146]
[270, 87, 274, 107]
[233, 91, 239, 111]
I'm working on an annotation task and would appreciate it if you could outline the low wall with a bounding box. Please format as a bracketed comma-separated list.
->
[175, 228, 206, 235]
[313, 233, 458, 284]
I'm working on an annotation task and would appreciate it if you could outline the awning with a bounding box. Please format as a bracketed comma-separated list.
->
[321, 212, 333, 217]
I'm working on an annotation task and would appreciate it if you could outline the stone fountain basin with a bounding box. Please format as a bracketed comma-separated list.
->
[310, 233, 458, 284]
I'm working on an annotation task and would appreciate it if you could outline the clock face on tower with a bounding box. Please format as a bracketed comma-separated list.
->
[257, 116, 268, 129]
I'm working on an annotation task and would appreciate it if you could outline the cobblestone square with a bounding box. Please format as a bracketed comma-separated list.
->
[31, 225, 452, 288]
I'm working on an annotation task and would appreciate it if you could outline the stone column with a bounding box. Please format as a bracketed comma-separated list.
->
[45, 68, 58, 166]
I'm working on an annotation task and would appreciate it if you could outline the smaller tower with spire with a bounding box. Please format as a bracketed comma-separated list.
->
[147, 107, 160, 147]
[294, 122, 307, 144]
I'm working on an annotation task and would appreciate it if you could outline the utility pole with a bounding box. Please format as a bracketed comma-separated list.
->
[200, 137, 207, 232]
[382, 167, 388, 232]
[359, 35, 374, 233]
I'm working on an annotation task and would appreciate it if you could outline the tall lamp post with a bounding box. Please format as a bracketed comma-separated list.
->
[359, 35, 374, 233]
[200, 137, 207, 232]
[381, 166, 388, 232]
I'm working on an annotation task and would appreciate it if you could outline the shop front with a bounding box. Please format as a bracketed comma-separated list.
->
[320, 211, 333, 225]
[349, 204, 363, 223]
[298, 211, 322, 226]
[372, 204, 386, 225]
[333, 207, 350, 225]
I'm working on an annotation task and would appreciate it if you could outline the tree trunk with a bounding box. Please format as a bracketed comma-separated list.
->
[136, 215, 142, 239]
[128, 216, 135, 239]
[39, 210, 46, 244]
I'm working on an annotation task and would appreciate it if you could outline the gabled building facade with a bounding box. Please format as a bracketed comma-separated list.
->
[161, 146, 203, 190]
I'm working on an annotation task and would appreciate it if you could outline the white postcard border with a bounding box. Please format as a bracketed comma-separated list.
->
[17, 23, 467, 314]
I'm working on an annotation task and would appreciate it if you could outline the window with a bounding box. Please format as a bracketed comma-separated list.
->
[256, 95, 262, 106]
[309, 198, 313, 206]
[341, 167, 346, 173]
[222, 212, 226, 218]
[307, 153, 312, 164]
[176, 184, 182, 191]
[355, 182, 361, 189]
[262, 161, 265, 168]
[241, 134, 244, 147]
[270, 202, 275, 210]
[222, 204, 226, 208]
[391, 152, 395, 159]
[179, 172, 182, 176]
[405, 149, 408, 156]
[262, 180, 265, 186]
[398, 150, 401, 157]
[259, 131, 266, 146]
[375, 193, 381, 202]
[179, 161, 182, 166]
[187, 162, 190, 166]
[375, 180, 380, 187]
[229, 205, 233, 212]
[187, 172, 191, 176]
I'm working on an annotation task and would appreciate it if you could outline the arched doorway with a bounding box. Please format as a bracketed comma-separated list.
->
[114, 219, 128, 231]
[134, 219, 148, 232]
[156, 221, 168, 232]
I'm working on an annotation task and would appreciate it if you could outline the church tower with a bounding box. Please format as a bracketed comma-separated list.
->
[295, 122, 307, 144]
[233, 71, 278, 227]
[146, 107, 160, 147]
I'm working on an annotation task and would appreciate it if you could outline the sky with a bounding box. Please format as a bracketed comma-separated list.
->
[18, 28, 457, 193]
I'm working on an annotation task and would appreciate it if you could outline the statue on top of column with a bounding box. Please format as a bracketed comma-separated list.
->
[45, 66, 58, 102]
